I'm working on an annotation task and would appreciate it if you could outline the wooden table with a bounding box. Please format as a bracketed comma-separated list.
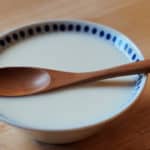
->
[0, 0, 150, 149]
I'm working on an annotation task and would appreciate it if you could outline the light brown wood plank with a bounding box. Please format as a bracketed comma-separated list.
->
[0, 0, 150, 149]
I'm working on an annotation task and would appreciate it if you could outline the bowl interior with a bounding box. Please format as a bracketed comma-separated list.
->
[0, 20, 147, 131]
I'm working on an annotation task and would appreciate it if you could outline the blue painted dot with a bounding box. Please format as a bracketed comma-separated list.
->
[118, 40, 122, 46]
[0, 40, 5, 46]
[136, 79, 141, 86]
[12, 33, 18, 40]
[92, 28, 97, 34]
[60, 24, 66, 31]
[99, 30, 104, 37]
[36, 26, 42, 33]
[5, 36, 11, 43]
[28, 28, 34, 35]
[132, 54, 136, 60]
[112, 36, 117, 42]
[124, 43, 128, 50]
[135, 86, 140, 90]
[84, 26, 89, 32]
[128, 48, 132, 54]
[19, 30, 25, 38]
[76, 25, 81, 31]
[44, 25, 50, 32]
[106, 33, 111, 40]
[68, 24, 73, 31]
[53, 24, 58, 31]
[138, 74, 143, 80]
[136, 58, 140, 62]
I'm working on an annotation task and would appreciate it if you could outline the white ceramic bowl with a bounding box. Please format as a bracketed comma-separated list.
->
[0, 20, 147, 144]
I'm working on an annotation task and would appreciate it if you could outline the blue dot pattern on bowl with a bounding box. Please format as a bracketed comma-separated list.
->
[0, 21, 144, 92]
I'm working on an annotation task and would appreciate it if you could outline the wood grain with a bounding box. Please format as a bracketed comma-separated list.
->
[0, 0, 150, 149]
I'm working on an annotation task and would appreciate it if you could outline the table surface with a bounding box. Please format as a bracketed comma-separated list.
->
[0, 0, 150, 149]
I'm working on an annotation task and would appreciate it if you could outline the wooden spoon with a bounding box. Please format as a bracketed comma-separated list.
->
[0, 59, 149, 97]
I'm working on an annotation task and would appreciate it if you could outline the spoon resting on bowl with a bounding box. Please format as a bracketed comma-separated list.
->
[0, 59, 149, 97]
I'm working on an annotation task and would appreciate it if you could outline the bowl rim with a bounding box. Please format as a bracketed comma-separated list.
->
[0, 19, 148, 132]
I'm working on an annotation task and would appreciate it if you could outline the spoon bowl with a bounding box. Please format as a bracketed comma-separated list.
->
[0, 67, 50, 96]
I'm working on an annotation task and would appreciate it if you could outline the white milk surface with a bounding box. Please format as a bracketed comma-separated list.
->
[0, 33, 135, 130]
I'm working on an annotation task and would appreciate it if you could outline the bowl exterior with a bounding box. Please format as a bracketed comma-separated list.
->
[20, 124, 104, 144]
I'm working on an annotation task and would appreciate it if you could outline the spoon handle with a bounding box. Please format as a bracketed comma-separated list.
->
[78, 59, 150, 82]
[47, 59, 150, 91]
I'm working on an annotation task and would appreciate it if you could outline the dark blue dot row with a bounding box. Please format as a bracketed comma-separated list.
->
[0, 25, 110, 44]
[0, 24, 116, 47]
[0, 23, 140, 62]
[113, 37, 139, 62]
